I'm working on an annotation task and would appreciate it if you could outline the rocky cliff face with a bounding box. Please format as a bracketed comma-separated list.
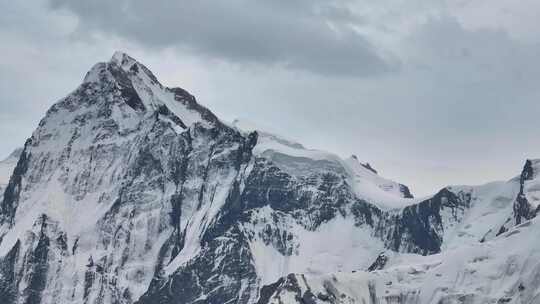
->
[511, 159, 540, 225]
[0, 53, 538, 304]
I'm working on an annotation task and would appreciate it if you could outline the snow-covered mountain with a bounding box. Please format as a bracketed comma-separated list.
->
[0, 148, 22, 201]
[0, 52, 538, 304]
[231, 119, 416, 208]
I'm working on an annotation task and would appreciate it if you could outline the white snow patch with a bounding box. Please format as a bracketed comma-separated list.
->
[247, 209, 384, 285]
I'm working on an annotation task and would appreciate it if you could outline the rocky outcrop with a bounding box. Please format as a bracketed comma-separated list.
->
[513, 159, 538, 224]
[496, 159, 540, 236]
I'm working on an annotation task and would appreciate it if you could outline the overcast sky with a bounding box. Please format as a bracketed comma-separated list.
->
[2, 0, 540, 196]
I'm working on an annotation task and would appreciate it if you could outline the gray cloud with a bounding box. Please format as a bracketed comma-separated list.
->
[47, 0, 393, 77]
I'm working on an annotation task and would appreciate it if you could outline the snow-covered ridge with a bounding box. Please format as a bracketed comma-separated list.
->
[258, 159, 540, 303]
[233, 118, 417, 209]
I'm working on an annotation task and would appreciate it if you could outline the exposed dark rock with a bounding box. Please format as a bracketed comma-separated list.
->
[107, 62, 146, 112]
[513, 160, 537, 225]
[399, 184, 414, 199]
[257, 277, 285, 304]
[368, 252, 389, 271]
[376, 188, 469, 255]
[0, 240, 20, 303]
[360, 161, 378, 174]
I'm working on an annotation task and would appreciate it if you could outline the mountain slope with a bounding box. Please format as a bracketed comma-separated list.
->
[0, 52, 538, 304]
[259, 216, 540, 304]
[0, 148, 22, 201]
[258, 160, 540, 304]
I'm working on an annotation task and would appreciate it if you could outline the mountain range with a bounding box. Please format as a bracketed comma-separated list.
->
[0, 52, 539, 304]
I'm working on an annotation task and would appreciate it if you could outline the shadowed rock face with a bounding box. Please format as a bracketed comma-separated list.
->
[496, 159, 540, 236]
[399, 184, 414, 199]
[513, 160, 538, 224]
[0, 53, 534, 304]
[378, 188, 469, 255]
[367, 252, 389, 272]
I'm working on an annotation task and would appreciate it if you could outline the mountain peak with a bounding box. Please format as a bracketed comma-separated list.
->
[110, 51, 132, 64]
[83, 52, 160, 86]
[41, 52, 224, 141]
[110, 51, 140, 72]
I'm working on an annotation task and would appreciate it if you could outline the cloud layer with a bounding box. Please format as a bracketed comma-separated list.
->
[48, 0, 394, 76]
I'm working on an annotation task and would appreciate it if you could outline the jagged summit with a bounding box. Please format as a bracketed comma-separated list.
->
[80, 52, 221, 131]
[85, 51, 157, 84]
[110, 51, 134, 65]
